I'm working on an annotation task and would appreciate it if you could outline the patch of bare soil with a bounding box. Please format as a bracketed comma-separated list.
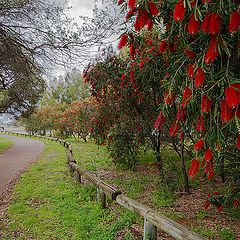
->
[96, 165, 240, 240]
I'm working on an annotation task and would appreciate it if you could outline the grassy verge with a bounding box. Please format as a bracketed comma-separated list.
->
[0, 137, 14, 153]
[68, 138, 239, 240]
[0, 140, 141, 240]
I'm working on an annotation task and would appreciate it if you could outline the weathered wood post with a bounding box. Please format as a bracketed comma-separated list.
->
[69, 164, 74, 175]
[144, 217, 157, 240]
[73, 170, 81, 183]
[97, 188, 106, 208]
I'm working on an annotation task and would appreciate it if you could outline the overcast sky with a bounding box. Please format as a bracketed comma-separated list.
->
[67, 0, 94, 21]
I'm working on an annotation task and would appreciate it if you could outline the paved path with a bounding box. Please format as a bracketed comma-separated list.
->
[0, 134, 44, 195]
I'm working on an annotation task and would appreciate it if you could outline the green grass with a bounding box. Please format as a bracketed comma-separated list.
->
[0, 136, 14, 153]
[0, 140, 141, 240]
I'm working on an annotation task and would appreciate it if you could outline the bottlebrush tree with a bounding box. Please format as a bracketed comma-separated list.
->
[84, 43, 194, 193]
[60, 98, 98, 142]
[116, 0, 240, 210]
[84, 53, 172, 168]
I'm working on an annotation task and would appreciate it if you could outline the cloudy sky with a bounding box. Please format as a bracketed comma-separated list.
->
[66, 0, 94, 20]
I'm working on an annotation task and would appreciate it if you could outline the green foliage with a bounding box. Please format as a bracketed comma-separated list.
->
[220, 228, 236, 240]
[0, 140, 140, 240]
[107, 129, 139, 169]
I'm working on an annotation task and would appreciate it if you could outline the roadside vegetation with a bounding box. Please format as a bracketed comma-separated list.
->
[0, 140, 141, 240]
[0, 137, 14, 153]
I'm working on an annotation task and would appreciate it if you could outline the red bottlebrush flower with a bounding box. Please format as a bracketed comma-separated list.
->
[181, 87, 192, 108]
[118, 34, 128, 49]
[233, 199, 239, 208]
[173, 0, 186, 22]
[204, 200, 211, 209]
[121, 74, 126, 81]
[196, 115, 205, 132]
[225, 85, 240, 109]
[189, 159, 200, 178]
[147, 18, 154, 30]
[221, 99, 233, 123]
[126, 8, 136, 21]
[205, 36, 219, 64]
[139, 60, 145, 69]
[165, 92, 175, 105]
[195, 67, 205, 88]
[177, 107, 186, 121]
[190, 0, 196, 7]
[202, 0, 212, 3]
[201, 13, 211, 32]
[209, 13, 221, 34]
[129, 44, 135, 60]
[204, 148, 213, 162]
[118, 0, 124, 5]
[138, 9, 150, 30]
[229, 11, 240, 33]
[194, 139, 204, 151]
[217, 205, 223, 213]
[154, 112, 164, 130]
[148, 1, 159, 16]
[169, 121, 180, 137]
[188, 64, 195, 78]
[130, 70, 135, 83]
[204, 162, 214, 180]
[237, 134, 240, 150]
[158, 40, 168, 53]
[180, 132, 185, 141]
[184, 48, 195, 59]
[146, 46, 155, 53]
[148, 39, 153, 46]
[201, 95, 212, 113]
[127, 0, 136, 10]
[188, 13, 200, 35]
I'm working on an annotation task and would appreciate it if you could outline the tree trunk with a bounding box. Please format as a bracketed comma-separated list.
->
[180, 141, 190, 194]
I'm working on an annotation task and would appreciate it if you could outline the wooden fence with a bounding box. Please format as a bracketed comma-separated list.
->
[1, 131, 206, 240]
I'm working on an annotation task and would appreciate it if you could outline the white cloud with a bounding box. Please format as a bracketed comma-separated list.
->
[67, 0, 94, 19]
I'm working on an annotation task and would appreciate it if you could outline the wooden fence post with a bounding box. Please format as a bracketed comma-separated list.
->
[97, 188, 106, 208]
[73, 170, 81, 183]
[69, 164, 74, 175]
[144, 217, 157, 240]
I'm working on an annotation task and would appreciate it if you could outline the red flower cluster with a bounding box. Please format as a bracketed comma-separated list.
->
[189, 159, 200, 178]
[194, 139, 204, 151]
[181, 87, 192, 108]
[135, 8, 153, 31]
[205, 36, 219, 64]
[229, 11, 240, 33]
[201, 95, 212, 113]
[169, 121, 180, 137]
[165, 91, 175, 105]
[225, 84, 240, 109]
[154, 111, 164, 130]
[127, 0, 136, 10]
[177, 107, 186, 121]
[158, 40, 168, 53]
[188, 14, 200, 35]
[195, 67, 205, 88]
[173, 0, 185, 22]
[118, 34, 128, 49]
[201, 13, 221, 34]
[204, 148, 213, 162]
[148, 1, 159, 16]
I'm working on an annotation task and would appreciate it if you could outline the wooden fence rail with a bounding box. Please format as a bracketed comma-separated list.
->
[0, 131, 206, 240]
